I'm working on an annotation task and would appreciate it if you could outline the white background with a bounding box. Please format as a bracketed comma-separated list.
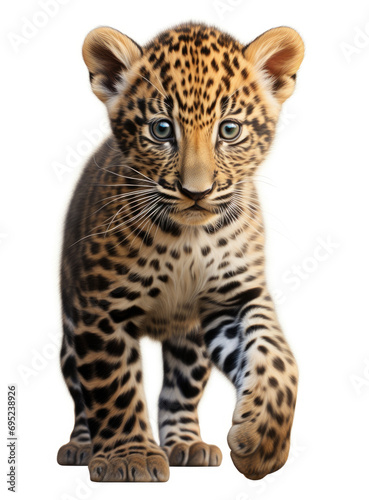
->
[1, 0, 369, 499]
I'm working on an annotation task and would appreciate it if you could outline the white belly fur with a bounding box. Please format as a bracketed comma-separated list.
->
[142, 229, 224, 336]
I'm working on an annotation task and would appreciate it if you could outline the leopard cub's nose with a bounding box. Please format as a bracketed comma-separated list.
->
[178, 182, 215, 201]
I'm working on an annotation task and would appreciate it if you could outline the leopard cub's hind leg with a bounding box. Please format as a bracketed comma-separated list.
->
[57, 325, 92, 466]
[159, 331, 222, 467]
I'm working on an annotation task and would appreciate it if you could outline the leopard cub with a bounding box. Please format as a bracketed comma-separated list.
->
[57, 22, 304, 482]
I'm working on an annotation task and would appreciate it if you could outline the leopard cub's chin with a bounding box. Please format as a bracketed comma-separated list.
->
[170, 208, 219, 226]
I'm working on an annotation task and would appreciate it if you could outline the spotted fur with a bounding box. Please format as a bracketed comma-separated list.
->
[57, 22, 304, 482]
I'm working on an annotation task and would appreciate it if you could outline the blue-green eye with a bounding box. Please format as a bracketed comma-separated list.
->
[150, 120, 174, 141]
[219, 121, 241, 141]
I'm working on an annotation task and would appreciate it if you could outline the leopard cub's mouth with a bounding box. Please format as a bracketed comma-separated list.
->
[185, 204, 207, 212]
[170, 203, 218, 226]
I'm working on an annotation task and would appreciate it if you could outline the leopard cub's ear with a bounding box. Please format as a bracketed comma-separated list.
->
[82, 27, 142, 104]
[244, 27, 304, 104]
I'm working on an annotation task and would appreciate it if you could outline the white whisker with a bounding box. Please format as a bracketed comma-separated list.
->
[103, 194, 159, 237]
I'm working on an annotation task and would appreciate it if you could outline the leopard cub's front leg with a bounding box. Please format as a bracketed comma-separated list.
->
[158, 333, 222, 467]
[73, 315, 169, 482]
[228, 334, 298, 480]
[201, 287, 298, 480]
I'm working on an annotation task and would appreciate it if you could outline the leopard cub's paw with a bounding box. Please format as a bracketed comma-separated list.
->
[228, 419, 290, 480]
[57, 441, 92, 466]
[228, 374, 297, 479]
[89, 444, 169, 482]
[166, 441, 222, 466]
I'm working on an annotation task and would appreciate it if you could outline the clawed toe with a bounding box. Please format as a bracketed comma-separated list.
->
[167, 441, 222, 467]
[89, 453, 169, 482]
[57, 442, 92, 466]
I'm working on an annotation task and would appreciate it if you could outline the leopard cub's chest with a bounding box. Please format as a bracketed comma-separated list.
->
[138, 233, 229, 337]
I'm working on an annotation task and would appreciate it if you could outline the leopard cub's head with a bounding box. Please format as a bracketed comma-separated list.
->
[82, 23, 304, 227]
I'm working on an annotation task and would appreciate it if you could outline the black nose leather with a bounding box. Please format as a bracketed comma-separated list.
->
[178, 182, 214, 201]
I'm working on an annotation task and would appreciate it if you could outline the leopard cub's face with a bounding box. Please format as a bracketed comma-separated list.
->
[83, 24, 304, 227]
